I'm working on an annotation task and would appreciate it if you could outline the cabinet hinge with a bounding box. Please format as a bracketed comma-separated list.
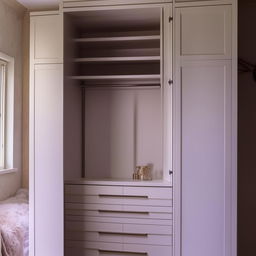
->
[168, 80, 173, 86]
[169, 170, 173, 175]
[169, 16, 173, 23]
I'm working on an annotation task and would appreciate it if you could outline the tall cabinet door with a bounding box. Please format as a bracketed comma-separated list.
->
[30, 12, 63, 256]
[174, 5, 236, 256]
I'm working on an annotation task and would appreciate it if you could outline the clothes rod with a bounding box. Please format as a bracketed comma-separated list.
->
[80, 85, 161, 90]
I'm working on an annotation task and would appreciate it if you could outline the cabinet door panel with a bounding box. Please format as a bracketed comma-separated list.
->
[181, 60, 232, 256]
[176, 5, 232, 59]
[31, 14, 63, 63]
[34, 64, 63, 256]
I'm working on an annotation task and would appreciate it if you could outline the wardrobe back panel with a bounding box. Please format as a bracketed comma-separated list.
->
[84, 89, 162, 179]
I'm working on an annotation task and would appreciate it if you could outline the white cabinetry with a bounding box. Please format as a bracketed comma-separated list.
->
[65, 181, 173, 256]
[29, 1, 237, 256]
[29, 12, 64, 256]
[174, 4, 236, 256]
[30, 13, 63, 63]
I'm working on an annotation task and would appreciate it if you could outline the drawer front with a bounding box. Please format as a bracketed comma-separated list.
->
[65, 247, 164, 256]
[65, 203, 172, 213]
[65, 215, 172, 225]
[65, 222, 172, 235]
[123, 224, 172, 235]
[66, 241, 122, 251]
[123, 244, 172, 256]
[65, 221, 122, 233]
[66, 231, 123, 243]
[66, 231, 172, 246]
[65, 194, 172, 207]
[65, 185, 123, 196]
[123, 205, 172, 213]
[66, 243, 172, 256]
[65, 248, 150, 256]
[65, 203, 123, 211]
[65, 209, 173, 220]
[123, 187, 172, 199]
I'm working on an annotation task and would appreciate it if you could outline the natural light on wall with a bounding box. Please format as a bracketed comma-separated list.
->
[0, 52, 16, 174]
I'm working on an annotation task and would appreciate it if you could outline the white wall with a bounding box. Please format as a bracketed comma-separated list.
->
[0, 0, 25, 200]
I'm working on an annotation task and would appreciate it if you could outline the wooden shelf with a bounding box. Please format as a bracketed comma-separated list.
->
[73, 56, 160, 63]
[73, 35, 160, 43]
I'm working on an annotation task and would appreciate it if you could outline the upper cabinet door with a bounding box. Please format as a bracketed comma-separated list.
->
[30, 13, 63, 64]
[176, 5, 232, 60]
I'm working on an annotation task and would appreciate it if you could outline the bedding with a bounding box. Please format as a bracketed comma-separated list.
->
[0, 189, 29, 256]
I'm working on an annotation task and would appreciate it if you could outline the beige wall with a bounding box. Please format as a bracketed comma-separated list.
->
[238, 1, 256, 255]
[0, 0, 26, 200]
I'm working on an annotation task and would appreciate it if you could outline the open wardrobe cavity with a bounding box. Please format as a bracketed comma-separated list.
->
[29, 0, 237, 256]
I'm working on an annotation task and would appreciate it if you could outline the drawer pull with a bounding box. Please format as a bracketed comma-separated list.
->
[98, 232, 148, 237]
[98, 194, 148, 199]
[98, 210, 149, 215]
[99, 250, 147, 256]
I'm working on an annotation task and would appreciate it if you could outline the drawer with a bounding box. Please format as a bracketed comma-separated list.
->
[124, 234, 172, 246]
[65, 243, 172, 256]
[123, 187, 172, 199]
[65, 222, 172, 235]
[123, 244, 172, 256]
[65, 247, 151, 256]
[65, 221, 122, 233]
[65, 209, 173, 220]
[65, 203, 172, 213]
[65, 203, 123, 211]
[66, 231, 172, 246]
[123, 224, 172, 235]
[65, 185, 122, 196]
[123, 205, 172, 214]
[66, 231, 123, 243]
[65, 194, 172, 207]
[66, 241, 122, 251]
[65, 215, 172, 225]
[65, 185, 172, 200]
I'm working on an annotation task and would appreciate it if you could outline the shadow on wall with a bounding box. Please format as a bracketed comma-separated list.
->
[238, 1, 256, 255]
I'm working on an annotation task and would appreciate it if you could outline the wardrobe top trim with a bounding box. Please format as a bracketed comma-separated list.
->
[30, 10, 60, 16]
[62, 3, 172, 12]
[174, 0, 232, 7]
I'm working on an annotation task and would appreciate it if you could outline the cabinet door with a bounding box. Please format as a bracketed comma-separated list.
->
[30, 13, 63, 63]
[180, 60, 232, 256]
[32, 64, 63, 256]
[176, 5, 232, 60]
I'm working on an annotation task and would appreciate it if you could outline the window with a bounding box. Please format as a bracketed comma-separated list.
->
[0, 52, 15, 174]
[0, 59, 6, 169]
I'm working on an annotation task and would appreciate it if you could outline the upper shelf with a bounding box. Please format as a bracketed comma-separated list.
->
[73, 35, 161, 43]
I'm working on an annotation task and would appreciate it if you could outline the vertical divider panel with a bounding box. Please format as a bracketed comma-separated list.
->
[163, 3, 173, 182]
[30, 11, 64, 256]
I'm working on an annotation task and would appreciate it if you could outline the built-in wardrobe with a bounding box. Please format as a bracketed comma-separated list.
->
[29, 1, 237, 256]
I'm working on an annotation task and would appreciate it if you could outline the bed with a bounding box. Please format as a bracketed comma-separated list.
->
[0, 189, 29, 256]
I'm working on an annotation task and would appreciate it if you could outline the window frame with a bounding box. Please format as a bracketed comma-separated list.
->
[0, 52, 16, 174]
[0, 59, 7, 169]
